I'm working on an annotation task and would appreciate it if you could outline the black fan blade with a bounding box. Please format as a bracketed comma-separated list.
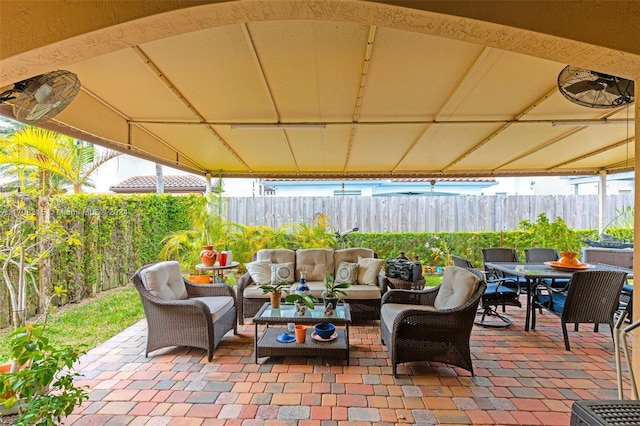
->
[0, 90, 17, 103]
[604, 79, 635, 96]
[563, 80, 606, 94]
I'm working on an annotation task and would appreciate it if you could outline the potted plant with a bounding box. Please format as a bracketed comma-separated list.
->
[0, 323, 88, 424]
[322, 273, 350, 309]
[284, 293, 318, 316]
[258, 282, 290, 308]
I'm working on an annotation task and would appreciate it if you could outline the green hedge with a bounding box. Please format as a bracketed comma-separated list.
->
[0, 194, 629, 327]
[0, 194, 201, 327]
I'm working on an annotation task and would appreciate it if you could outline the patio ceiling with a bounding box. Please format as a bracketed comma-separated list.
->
[0, 0, 639, 180]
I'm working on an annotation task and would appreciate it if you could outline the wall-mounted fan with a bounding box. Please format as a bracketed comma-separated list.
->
[557, 65, 634, 109]
[0, 70, 81, 124]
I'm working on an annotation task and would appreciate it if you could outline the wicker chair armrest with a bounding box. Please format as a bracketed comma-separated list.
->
[381, 287, 439, 305]
[185, 281, 236, 299]
[393, 306, 471, 330]
[391, 281, 486, 329]
[141, 293, 212, 315]
[377, 272, 388, 293]
[236, 272, 254, 293]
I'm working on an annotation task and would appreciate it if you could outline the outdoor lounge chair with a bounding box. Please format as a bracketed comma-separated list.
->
[380, 266, 486, 377]
[532, 270, 627, 351]
[132, 261, 237, 361]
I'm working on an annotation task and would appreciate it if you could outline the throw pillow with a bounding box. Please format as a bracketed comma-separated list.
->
[245, 260, 271, 285]
[357, 256, 384, 286]
[434, 266, 480, 310]
[335, 261, 358, 284]
[270, 262, 295, 284]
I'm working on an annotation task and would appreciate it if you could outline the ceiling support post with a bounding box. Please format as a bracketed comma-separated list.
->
[598, 171, 607, 235]
[205, 173, 212, 194]
[632, 78, 640, 384]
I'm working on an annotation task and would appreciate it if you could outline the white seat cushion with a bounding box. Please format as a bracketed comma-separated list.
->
[140, 261, 187, 300]
[381, 303, 436, 331]
[192, 296, 235, 321]
[243, 284, 271, 299]
[288, 281, 325, 298]
[341, 284, 381, 300]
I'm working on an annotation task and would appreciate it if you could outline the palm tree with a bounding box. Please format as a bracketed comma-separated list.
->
[0, 126, 121, 194]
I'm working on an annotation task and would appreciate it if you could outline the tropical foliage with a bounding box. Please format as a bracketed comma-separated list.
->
[0, 126, 121, 194]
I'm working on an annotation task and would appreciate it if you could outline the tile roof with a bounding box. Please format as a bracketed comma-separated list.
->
[109, 175, 206, 194]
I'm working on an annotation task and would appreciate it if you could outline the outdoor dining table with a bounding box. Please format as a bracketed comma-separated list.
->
[484, 262, 633, 331]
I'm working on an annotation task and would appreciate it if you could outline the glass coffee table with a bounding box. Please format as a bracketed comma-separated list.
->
[253, 303, 352, 364]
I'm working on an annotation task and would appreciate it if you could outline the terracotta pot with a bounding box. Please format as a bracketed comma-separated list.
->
[188, 274, 211, 284]
[0, 362, 17, 411]
[270, 291, 282, 308]
[200, 245, 217, 267]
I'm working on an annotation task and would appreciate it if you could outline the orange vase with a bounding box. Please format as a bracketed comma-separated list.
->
[200, 245, 217, 267]
[559, 251, 579, 266]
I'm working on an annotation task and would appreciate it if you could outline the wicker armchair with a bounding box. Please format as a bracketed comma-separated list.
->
[532, 270, 627, 350]
[380, 266, 486, 377]
[132, 261, 237, 361]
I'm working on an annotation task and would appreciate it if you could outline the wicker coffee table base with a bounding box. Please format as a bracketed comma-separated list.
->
[255, 327, 349, 364]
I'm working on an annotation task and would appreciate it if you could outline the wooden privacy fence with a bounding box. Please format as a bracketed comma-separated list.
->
[227, 194, 634, 232]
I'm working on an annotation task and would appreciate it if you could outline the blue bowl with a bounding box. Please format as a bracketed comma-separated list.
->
[314, 323, 335, 339]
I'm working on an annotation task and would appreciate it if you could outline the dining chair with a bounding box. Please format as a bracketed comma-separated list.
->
[482, 248, 520, 281]
[532, 270, 628, 351]
[452, 255, 521, 328]
[481, 247, 525, 295]
[524, 248, 560, 263]
[525, 248, 570, 291]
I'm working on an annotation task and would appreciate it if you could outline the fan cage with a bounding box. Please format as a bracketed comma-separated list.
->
[12, 70, 81, 124]
[557, 65, 634, 109]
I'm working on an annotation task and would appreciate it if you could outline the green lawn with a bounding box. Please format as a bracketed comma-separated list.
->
[0, 274, 445, 363]
[0, 286, 144, 363]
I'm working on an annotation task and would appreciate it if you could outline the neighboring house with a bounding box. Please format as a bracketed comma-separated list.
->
[260, 178, 498, 197]
[109, 175, 206, 194]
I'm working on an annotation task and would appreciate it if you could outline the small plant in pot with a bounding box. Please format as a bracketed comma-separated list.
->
[322, 273, 350, 310]
[258, 282, 290, 308]
[284, 293, 318, 316]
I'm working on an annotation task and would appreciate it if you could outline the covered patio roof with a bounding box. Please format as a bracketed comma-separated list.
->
[0, 1, 638, 180]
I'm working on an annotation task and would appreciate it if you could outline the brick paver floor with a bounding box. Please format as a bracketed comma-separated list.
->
[63, 306, 634, 425]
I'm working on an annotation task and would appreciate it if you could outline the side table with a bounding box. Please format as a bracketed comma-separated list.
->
[196, 261, 240, 282]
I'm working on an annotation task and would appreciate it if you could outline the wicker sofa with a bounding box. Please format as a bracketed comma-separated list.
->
[237, 248, 386, 324]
